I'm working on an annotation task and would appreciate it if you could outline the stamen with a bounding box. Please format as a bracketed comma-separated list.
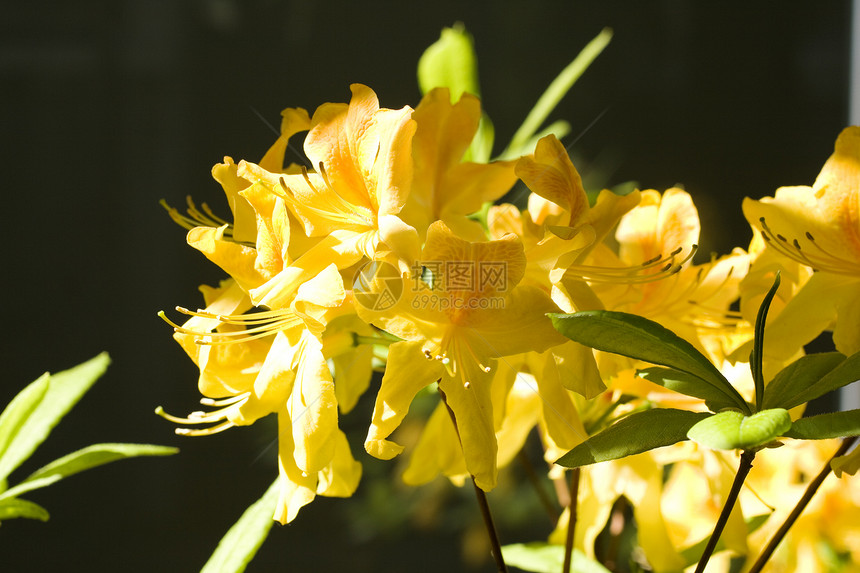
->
[759, 217, 860, 275]
[175, 421, 235, 436]
[160, 307, 304, 346]
[272, 176, 371, 228]
[569, 245, 697, 284]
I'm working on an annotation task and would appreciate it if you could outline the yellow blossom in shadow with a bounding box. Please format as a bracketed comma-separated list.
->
[743, 126, 860, 357]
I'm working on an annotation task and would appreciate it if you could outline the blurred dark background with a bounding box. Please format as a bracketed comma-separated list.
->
[0, 1, 850, 571]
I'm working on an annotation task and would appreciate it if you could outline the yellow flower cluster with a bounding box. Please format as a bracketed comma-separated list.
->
[160, 80, 860, 563]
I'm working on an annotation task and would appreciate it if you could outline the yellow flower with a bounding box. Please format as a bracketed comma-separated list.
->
[159, 266, 362, 523]
[240, 84, 420, 284]
[743, 126, 860, 357]
[398, 87, 519, 240]
[589, 188, 750, 372]
[356, 221, 566, 490]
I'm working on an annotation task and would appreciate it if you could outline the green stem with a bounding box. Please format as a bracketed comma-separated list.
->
[694, 450, 756, 573]
[353, 334, 396, 347]
[747, 436, 858, 573]
[439, 388, 508, 573]
[562, 468, 581, 573]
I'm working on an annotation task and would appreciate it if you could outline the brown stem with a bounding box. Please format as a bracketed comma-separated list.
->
[747, 436, 858, 573]
[562, 468, 581, 573]
[517, 449, 559, 523]
[439, 387, 508, 573]
[694, 450, 756, 573]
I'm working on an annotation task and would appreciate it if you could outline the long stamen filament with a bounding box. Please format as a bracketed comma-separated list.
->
[759, 217, 860, 275]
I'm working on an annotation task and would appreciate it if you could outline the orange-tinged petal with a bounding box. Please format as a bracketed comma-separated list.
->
[515, 134, 589, 227]
[813, 126, 860, 258]
[616, 188, 698, 265]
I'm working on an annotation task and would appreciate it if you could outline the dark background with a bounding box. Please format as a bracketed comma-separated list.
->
[0, 1, 850, 571]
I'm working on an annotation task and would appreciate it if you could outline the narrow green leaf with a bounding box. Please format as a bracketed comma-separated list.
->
[763, 352, 846, 410]
[556, 409, 709, 468]
[0, 373, 51, 489]
[751, 272, 781, 410]
[783, 409, 860, 440]
[637, 367, 740, 412]
[0, 443, 178, 501]
[201, 479, 280, 573]
[687, 409, 791, 451]
[550, 311, 748, 413]
[0, 497, 50, 522]
[502, 28, 612, 159]
[0, 353, 110, 484]
[769, 349, 860, 411]
[501, 543, 610, 573]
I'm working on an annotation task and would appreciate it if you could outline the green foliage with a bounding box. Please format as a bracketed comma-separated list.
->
[556, 409, 709, 468]
[783, 409, 860, 440]
[750, 272, 781, 410]
[501, 542, 611, 573]
[0, 443, 177, 502]
[201, 479, 280, 573]
[637, 367, 740, 412]
[0, 353, 110, 484]
[501, 28, 613, 160]
[0, 353, 177, 523]
[686, 409, 791, 451]
[417, 23, 493, 163]
[768, 350, 860, 411]
[762, 352, 847, 410]
[550, 311, 748, 413]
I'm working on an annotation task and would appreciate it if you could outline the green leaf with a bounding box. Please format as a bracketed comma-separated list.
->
[501, 543, 610, 573]
[0, 497, 50, 522]
[751, 272, 781, 410]
[416, 24, 493, 162]
[767, 349, 860, 411]
[0, 353, 110, 484]
[418, 23, 481, 101]
[763, 352, 847, 410]
[556, 408, 709, 468]
[550, 311, 748, 413]
[201, 479, 280, 573]
[0, 373, 50, 492]
[502, 28, 613, 160]
[637, 367, 740, 412]
[783, 409, 860, 440]
[687, 409, 791, 451]
[0, 443, 178, 501]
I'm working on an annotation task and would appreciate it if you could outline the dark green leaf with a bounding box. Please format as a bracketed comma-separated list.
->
[687, 409, 791, 451]
[752, 272, 781, 410]
[763, 352, 846, 410]
[783, 409, 860, 440]
[501, 543, 610, 573]
[201, 479, 279, 573]
[0, 353, 110, 484]
[769, 350, 860, 411]
[550, 311, 748, 413]
[556, 409, 709, 468]
[0, 443, 178, 501]
[637, 367, 741, 412]
[0, 497, 50, 522]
